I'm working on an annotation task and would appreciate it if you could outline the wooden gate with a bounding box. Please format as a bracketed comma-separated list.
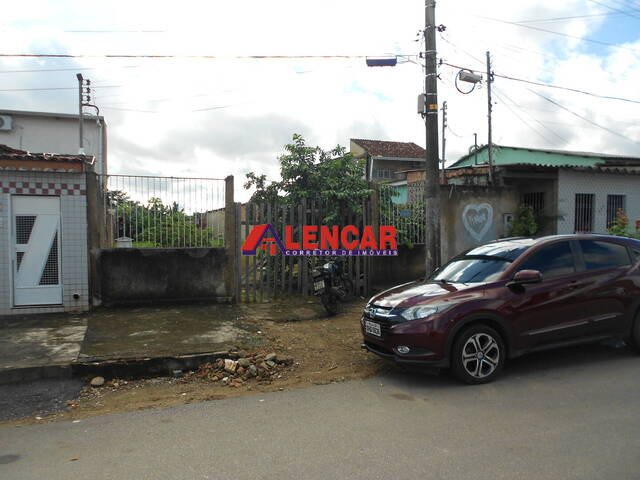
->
[236, 198, 375, 303]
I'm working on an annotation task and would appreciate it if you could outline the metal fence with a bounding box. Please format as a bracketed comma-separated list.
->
[99, 174, 226, 248]
[380, 184, 426, 246]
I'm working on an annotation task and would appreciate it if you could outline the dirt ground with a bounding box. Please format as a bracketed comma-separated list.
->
[2, 300, 394, 428]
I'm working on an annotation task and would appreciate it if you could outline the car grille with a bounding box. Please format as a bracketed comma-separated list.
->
[363, 304, 398, 336]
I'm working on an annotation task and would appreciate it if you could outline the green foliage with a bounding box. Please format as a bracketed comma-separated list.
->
[509, 205, 538, 237]
[244, 134, 372, 224]
[608, 209, 640, 239]
[107, 191, 222, 248]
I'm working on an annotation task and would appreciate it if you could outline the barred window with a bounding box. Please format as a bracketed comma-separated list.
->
[574, 194, 594, 233]
[523, 192, 545, 217]
[606, 195, 625, 227]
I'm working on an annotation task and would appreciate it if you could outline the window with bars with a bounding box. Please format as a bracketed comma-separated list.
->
[523, 192, 545, 217]
[574, 193, 595, 233]
[606, 195, 625, 227]
[373, 168, 392, 179]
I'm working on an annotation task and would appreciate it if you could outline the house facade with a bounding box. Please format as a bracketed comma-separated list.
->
[446, 145, 640, 236]
[0, 109, 107, 175]
[0, 145, 94, 315]
[350, 139, 425, 183]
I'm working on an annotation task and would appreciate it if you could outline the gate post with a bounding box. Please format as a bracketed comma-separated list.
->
[224, 176, 238, 303]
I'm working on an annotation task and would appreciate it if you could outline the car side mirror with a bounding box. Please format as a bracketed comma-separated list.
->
[507, 269, 543, 287]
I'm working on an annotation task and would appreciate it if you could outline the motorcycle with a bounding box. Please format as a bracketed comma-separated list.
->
[312, 260, 353, 315]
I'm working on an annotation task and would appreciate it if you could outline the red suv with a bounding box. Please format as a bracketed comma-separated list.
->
[361, 235, 640, 384]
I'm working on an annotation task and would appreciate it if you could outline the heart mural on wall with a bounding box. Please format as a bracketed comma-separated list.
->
[462, 203, 494, 242]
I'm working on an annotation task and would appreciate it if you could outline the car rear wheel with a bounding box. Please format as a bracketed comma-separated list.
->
[451, 325, 505, 385]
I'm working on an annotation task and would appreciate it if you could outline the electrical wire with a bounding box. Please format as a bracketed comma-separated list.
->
[474, 15, 640, 53]
[585, 0, 640, 20]
[492, 89, 560, 145]
[0, 53, 371, 60]
[512, 11, 629, 23]
[440, 61, 640, 105]
[494, 86, 569, 144]
[0, 85, 120, 92]
[528, 89, 640, 146]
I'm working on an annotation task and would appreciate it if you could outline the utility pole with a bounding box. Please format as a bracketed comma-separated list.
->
[76, 73, 84, 154]
[423, 0, 441, 274]
[486, 51, 494, 184]
[441, 100, 447, 184]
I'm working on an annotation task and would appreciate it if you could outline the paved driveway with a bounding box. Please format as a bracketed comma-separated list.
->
[1, 343, 639, 480]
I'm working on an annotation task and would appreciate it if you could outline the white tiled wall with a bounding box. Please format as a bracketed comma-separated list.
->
[556, 170, 640, 235]
[0, 171, 89, 315]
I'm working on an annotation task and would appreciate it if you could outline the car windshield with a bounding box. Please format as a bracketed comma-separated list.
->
[431, 257, 511, 284]
[431, 240, 533, 284]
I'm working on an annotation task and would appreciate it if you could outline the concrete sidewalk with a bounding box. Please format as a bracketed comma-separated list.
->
[0, 299, 338, 384]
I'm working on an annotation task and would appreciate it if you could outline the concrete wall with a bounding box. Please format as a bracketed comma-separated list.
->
[440, 185, 519, 263]
[557, 170, 640, 234]
[94, 247, 230, 306]
[0, 171, 89, 315]
[371, 244, 425, 289]
[0, 111, 107, 175]
[372, 184, 519, 287]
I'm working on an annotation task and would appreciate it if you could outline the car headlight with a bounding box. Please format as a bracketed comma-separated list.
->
[398, 304, 451, 322]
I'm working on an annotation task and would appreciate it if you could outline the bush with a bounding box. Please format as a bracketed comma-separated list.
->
[509, 205, 538, 237]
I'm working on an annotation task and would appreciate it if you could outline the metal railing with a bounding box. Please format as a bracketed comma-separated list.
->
[100, 174, 226, 248]
[380, 184, 426, 246]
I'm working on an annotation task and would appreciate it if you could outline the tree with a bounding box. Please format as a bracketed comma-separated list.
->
[107, 191, 222, 247]
[244, 134, 372, 224]
[509, 205, 538, 237]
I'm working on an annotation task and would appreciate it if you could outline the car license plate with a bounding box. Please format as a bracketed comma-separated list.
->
[364, 320, 381, 337]
[314, 280, 325, 292]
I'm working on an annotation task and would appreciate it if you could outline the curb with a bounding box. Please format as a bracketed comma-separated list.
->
[0, 351, 233, 385]
[72, 351, 232, 379]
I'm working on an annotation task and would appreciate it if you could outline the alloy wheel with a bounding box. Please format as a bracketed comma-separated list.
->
[461, 333, 500, 379]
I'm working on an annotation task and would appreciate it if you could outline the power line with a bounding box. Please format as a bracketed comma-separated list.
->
[475, 15, 640, 53]
[585, 0, 640, 20]
[492, 89, 561, 145]
[529, 89, 640, 146]
[513, 11, 629, 23]
[0, 53, 370, 60]
[441, 61, 640, 105]
[494, 86, 568, 144]
[0, 65, 139, 74]
[0, 85, 120, 92]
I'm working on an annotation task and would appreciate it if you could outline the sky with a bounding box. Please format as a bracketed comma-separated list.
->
[1, 0, 640, 201]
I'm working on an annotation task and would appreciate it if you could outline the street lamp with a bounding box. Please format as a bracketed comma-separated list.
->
[365, 56, 398, 67]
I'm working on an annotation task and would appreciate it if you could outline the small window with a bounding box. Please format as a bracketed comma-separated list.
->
[574, 194, 594, 233]
[579, 240, 630, 270]
[523, 192, 544, 218]
[606, 195, 626, 227]
[518, 241, 575, 279]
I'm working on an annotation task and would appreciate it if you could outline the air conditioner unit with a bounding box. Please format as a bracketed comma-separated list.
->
[0, 115, 13, 131]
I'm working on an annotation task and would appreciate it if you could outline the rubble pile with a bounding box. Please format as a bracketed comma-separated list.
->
[194, 351, 293, 387]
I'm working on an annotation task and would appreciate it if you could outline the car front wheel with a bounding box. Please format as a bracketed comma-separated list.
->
[451, 325, 505, 385]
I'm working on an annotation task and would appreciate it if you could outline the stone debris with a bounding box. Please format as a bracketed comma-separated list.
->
[90, 376, 105, 387]
[193, 351, 294, 387]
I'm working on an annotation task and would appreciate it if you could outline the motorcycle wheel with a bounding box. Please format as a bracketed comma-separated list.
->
[321, 294, 339, 316]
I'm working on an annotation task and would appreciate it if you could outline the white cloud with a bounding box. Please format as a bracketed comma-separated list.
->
[1, 0, 639, 201]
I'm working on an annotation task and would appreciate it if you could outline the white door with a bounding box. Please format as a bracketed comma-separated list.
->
[12, 196, 62, 306]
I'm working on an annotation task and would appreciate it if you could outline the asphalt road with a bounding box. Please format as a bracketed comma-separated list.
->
[0, 378, 83, 422]
[2, 343, 640, 480]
